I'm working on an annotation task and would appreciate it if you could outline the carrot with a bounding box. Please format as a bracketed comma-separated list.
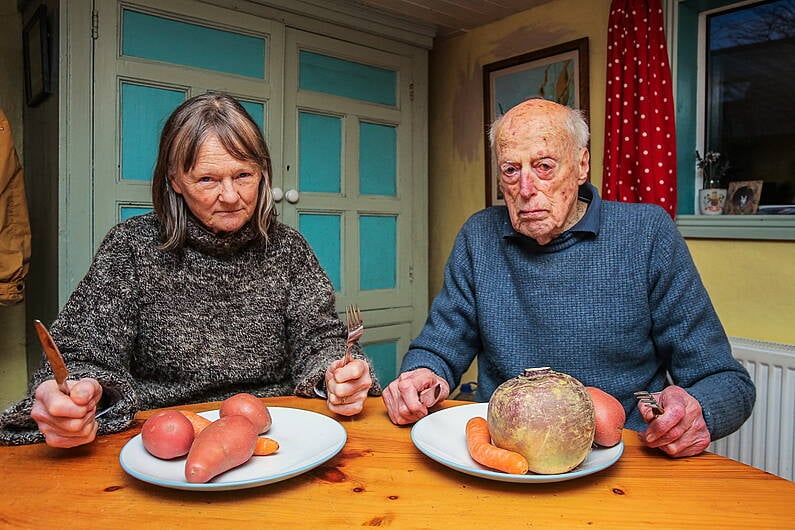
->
[179, 410, 212, 436]
[253, 436, 280, 456]
[466, 417, 529, 475]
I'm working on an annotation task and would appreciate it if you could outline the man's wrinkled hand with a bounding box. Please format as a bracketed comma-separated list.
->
[381, 368, 450, 425]
[638, 385, 711, 458]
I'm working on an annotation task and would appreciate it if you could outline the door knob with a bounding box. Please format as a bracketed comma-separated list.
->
[285, 189, 300, 204]
[271, 187, 284, 202]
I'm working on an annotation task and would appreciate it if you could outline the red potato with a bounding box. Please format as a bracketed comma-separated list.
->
[219, 393, 272, 434]
[185, 415, 258, 483]
[586, 386, 626, 447]
[141, 410, 195, 459]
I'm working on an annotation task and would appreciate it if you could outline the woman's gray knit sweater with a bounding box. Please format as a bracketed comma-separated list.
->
[0, 213, 379, 445]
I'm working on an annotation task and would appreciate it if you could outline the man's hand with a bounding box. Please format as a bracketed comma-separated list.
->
[325, 358, 372, 416]
[30, 378, 103, 448]
[382, 368, 450, 425]
[638, 385, 711, 457]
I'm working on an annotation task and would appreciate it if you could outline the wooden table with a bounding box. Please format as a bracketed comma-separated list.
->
[2, 397, 793, 529]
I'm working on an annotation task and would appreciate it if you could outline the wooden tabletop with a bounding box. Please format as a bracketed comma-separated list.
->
[2, 396, 793, 529]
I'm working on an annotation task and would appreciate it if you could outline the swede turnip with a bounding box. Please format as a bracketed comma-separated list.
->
[487, 367, 595, 474]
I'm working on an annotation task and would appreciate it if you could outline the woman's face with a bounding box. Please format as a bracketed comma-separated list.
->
[170, 134, 262, 235]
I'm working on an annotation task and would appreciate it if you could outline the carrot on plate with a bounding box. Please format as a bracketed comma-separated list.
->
[466, 416, 529, 475]
[178, 410, 212, 436]
[253, 436, 280, 456]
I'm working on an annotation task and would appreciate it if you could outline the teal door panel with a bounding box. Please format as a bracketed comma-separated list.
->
[363, 340, 398, 387]
[359, 122, 397, 196]
[299, 50, 396, 106]
[298, 213, 342, 290]
[359, 215, 397, 290]
[119, 206, 152, 221]
[121, 83, 185, 181]
[299, 112, 341, 193]
[122, 9, 266, 79]
[356, 322, 411, 387]
[239, 100, 266, 136]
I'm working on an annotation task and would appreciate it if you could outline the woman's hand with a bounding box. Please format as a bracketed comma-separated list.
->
[381, 368, 450, 425]
[637, 385, 711, 457]
[325, 358, 373, 416]
[30, 378, 104, 448]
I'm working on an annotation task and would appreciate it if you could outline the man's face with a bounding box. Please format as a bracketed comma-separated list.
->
[495, 100, 589, 245]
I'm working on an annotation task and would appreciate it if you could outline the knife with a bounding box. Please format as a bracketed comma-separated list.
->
[32, 319, 116, 418]
[33, 319, 70, 395]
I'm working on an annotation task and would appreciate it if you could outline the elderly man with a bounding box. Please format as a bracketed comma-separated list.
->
[382, 98, 754, 458]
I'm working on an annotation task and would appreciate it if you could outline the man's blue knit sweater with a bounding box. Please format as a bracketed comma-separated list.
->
[402, 184, 754, 440]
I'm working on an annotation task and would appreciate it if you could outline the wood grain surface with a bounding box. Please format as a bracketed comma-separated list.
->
[2, 396, 793, 529]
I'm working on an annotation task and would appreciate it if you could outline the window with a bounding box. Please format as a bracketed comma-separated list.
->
[675, 0, 795, 238]
[705, 0, 795, 211]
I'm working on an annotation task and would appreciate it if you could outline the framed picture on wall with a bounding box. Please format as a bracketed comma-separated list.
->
[482, 38, 589, 206]
[22, 4, 52, 107]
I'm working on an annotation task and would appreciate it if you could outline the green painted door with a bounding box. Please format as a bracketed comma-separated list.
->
[281, 30, 422, 384]
[90, 1, 427, 387]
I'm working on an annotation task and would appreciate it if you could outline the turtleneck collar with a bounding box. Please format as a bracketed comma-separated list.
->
[184, 214, 260, 257]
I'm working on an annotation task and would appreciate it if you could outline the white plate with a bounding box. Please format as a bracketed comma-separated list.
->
[411, 403, 623, 483]
[119, 407, 346, 491]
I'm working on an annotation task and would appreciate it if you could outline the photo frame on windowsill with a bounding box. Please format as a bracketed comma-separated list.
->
[482, 38, 589, 207]
[725, 180, 763, 215]
[23, 4, 51, 107]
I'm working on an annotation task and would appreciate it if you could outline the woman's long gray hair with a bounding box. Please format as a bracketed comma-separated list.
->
[152, 92, 275, 251]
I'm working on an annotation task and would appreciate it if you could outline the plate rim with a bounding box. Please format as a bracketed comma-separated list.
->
[410, 402, 624, 483]
[119, 406, 347, 491]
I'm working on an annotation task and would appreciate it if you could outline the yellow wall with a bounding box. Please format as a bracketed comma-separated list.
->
[427, 0, 795, 369]
[687, 240, 795, 344]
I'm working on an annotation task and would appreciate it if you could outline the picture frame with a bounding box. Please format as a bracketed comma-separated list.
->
[22, 4, 51, 107]
[483, 38, 589, 206]
[725, 180, 763, 215]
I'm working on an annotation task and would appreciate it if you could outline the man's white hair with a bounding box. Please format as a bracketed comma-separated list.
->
[488, 98, 590, 151]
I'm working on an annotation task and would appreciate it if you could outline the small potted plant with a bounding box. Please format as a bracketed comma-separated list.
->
[696, 150, 730, 215]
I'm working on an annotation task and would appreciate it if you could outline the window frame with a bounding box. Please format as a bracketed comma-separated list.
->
[673, 0, 795, 240]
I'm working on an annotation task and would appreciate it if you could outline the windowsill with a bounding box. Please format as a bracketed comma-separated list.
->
[676, 214, 795, 240]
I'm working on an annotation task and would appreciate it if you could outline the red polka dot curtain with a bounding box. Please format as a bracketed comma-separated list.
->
[602, 0, 677, 218]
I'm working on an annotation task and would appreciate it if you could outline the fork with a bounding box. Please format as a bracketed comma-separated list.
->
[419, 382, 443, 408]
[634, 390, 665, 416]
[343, 304, 364, 365]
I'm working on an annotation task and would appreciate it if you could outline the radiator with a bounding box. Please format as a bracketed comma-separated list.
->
[708, 337, 795, 482]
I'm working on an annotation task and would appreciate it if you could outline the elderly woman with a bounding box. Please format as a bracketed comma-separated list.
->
[0, 92, 378, 447]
